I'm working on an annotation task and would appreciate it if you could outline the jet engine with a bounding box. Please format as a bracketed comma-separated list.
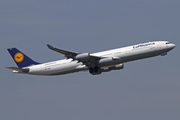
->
[98, 57, 123, 66]
[108, 63, 124, 70]
[89, 64, 124, 75]
[89, 66, 102, 75]
[74, 53, 90, 61]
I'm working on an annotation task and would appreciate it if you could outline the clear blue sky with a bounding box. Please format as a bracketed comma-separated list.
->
[0, 0, 180, 120]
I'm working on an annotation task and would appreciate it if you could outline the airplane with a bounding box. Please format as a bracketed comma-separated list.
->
[6, 41, 175, 76]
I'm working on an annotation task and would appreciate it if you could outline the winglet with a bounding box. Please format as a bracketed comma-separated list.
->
[47, 44, 54, 50]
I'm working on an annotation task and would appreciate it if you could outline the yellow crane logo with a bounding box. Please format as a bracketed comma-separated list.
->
[14, 53, 24, 62]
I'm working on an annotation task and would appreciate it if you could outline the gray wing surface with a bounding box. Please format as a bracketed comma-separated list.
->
[47, 44, 102, 67]
[47, 44, 78, 58]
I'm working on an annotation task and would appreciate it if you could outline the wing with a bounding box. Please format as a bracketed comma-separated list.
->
[47, 44, 78, 58]
[47, 44, 101, 67]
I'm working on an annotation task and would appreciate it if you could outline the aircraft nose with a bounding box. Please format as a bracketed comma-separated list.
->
[172, 43, 176, 49]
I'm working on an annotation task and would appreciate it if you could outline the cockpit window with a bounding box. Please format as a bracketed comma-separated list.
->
[166, 42, 170, 44]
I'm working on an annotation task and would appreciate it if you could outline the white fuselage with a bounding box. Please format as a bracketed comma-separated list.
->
[15, 41, 175, 75]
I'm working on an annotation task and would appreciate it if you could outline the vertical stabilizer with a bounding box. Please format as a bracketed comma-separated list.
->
[7, 48, 40, 68]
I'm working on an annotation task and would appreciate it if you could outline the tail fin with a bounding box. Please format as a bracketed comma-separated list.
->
[7, 48, 40, 68]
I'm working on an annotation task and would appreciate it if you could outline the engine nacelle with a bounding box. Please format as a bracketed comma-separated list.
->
[91, 70, 102, 75]
[101, 63, 124, 72]
[74, 53, 90, 61]
[89, 66, 102, 75]
[89, 64, 124, 75]
[108, 63, 124, 70]
[98, 57, 123, 66]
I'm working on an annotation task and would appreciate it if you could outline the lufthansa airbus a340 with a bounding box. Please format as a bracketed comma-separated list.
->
[7, 41, 175, 75]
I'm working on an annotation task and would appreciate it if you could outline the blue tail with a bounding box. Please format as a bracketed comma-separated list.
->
[7, 48, 40, 68]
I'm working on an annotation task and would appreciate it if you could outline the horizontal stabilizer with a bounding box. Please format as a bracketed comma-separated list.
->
[6, 67, 29, 73]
